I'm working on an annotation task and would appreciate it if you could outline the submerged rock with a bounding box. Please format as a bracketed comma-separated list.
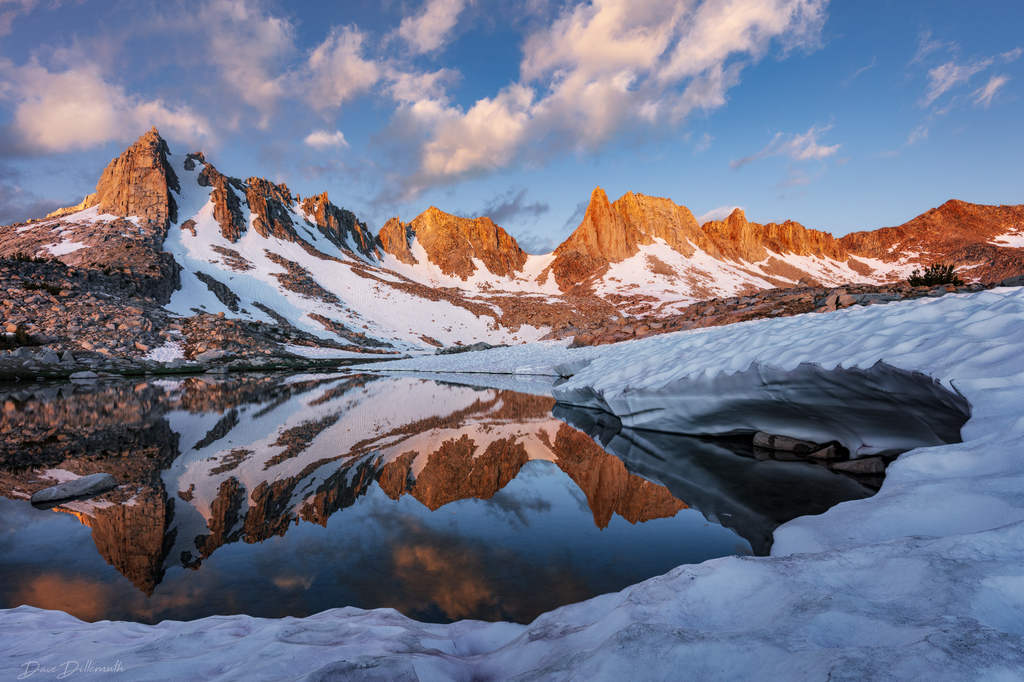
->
[830, 457, 886, 475]
[752, 432, 820, 454]
[30, 473, 117, 505]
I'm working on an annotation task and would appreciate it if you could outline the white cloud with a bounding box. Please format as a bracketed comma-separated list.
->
[0, 58, 211, 153]
[923, 59, 992, 107]
[396, 0, 467, 54]
[973, 74, 1009, 108]
[304, 129, 348, 149]
[388, 67, 458, 104]
[400, 0, 828, 194]
[196, 0, 296, 120]
[305, 25, 382, 111]
[420, 84, 534, 179]
[659, 0, 825, 82]
[731, 124, 839, 169]
[697, 205, 742, 223]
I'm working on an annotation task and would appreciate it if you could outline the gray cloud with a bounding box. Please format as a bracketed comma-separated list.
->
[562, 199, 588, 231]
[473, 187, 549, 225]
[0, 166, 71, 224]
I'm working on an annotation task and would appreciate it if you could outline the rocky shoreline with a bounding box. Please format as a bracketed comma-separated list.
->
[569, 275, 1024, 346]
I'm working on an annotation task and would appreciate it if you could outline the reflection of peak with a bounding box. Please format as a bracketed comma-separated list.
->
[58, 489, 174, 595]
[178, 382, 691, 572]
[548, 424, 686, 528]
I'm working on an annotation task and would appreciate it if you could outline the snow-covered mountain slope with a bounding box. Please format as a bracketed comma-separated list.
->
[4, 286, 1023, 679]
[166, 157, 553, 350]
[9, 128, 1022, 355]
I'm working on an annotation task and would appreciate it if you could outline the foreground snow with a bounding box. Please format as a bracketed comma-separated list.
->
[3, 288, 1024, 680]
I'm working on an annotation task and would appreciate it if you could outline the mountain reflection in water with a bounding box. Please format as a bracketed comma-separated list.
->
[0, 373, 867, 624]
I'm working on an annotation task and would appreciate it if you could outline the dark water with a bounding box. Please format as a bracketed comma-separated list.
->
[0, 372, 875, 624]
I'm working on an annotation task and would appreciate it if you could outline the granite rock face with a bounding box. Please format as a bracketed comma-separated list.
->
[93, 127, 179, 227]
[301, 192, 379, 258]
[196, 160, 246, 242]
[378, 217, 417, 265]
[379, 207, 529, 279]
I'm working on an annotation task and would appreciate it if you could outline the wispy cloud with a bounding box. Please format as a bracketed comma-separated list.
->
[973, 75, 1009, 108]
[694, 132, 713, 152]
[1001, 47, 1023, 62]
[922, 58, 992, 107]
[907, 124, 929, 145]
[731, 124, 839, 169]
[910, 30, 957, 65]
[843, 56, 877, 85]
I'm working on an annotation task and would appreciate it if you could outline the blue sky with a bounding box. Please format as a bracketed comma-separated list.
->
[0, 0, 1021, 251]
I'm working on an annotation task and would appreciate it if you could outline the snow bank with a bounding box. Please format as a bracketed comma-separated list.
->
[3, 288, 1024, 679]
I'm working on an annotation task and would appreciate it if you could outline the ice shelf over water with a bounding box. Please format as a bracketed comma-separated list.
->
[3, 288, 1024, 680]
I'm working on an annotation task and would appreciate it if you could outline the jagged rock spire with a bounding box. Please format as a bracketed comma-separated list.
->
[91, 127, 180, 226]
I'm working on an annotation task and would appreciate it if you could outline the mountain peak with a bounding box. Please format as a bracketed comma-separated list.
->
[405, 208, 527, 279]
[91, 127, 180, 227]
[726, 207, 747, 223]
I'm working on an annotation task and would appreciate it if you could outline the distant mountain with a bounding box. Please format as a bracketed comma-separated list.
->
[4, 128, 1023, 354]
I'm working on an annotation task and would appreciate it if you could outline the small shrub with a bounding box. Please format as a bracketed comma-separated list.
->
[21, 281, 63, 296]
[9, 252, 51, 263]
[908, 263, 963, 287]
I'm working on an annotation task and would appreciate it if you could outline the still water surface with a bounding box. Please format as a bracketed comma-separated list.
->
[0, 372, 872, 623]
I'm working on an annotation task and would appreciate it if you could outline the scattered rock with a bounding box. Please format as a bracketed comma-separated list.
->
[436, 342, 507, 355]
[69, 370, 99, 380]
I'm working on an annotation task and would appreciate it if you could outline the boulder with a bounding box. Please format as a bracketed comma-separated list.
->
[30, 473, 117, 505]
[69, 370, 99, 380]
[38, 348, 60, 364]
[194, 349, 229, 362]
[805, 442, 848, 461]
